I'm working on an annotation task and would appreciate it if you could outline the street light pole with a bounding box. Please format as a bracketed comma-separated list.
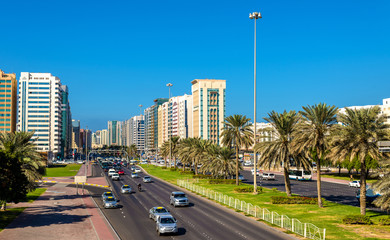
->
[166, 83, 173, 168]
[249, 11, 262, 194]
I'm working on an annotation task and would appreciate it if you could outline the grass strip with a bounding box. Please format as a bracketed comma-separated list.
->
[45, 164, 81, 177]
[141, 164, 390, 240]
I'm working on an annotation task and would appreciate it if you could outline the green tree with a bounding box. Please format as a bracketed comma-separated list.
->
[255, 110, 301, 196]
[330, 106, 390, 215]
[220, 115, 253, 185]
[177, 138, 194, 171]
[201, 145, 237, 179]
[128, 144, 138, 159]
[294, 103, 338, 207]
[169, 137, 180, 168]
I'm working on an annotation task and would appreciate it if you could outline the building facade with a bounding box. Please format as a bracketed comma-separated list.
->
[18, 72, 63, 159]
[108, 120, 122, 146]
[191, 79, 226, 145]
[0, 69, 17, 132]
[144, 98, 168, 153]
[60, 85, 72, 158]
[100, 129, 108, 145]
[72, 119, 81, 153]
[127, 115, 145, 153]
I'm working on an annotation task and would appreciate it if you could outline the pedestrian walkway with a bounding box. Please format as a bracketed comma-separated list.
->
[1, 164, 117, 240]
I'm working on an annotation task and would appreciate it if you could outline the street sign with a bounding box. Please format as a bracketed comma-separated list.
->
[74, 176, 87, 183]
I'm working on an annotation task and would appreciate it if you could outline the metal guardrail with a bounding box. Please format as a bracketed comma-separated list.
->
[178, 179, 326, 240]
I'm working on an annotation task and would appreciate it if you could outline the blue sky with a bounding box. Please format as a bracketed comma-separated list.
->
[1, 0, 389, 131]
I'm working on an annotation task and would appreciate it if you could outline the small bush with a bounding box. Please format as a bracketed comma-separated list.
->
[161, 166, 167, 169]
[342, 215, 373, 225]
[272, 188, 278, 192]
[193, 174, 213, 179]
[234, 186, 263, 193]
[379, 216, 390, 225]
[170, 168, 178, 171]
[208, 179, 239, 184]
[179, 170, 194, 175]
[271, 196, 320, 204]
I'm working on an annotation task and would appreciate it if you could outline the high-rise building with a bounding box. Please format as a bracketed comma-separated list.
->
[158, 102, 169, 148]
[144, 98, 168, 153]
[80, 129, 91, 155]
[108, 120, 122, 146]
[18, 72, 63, 159]
[72, 119, 81, 153]
[101, 129, 108, 145]
[60, 85, 72, 158]
[0, 69, 17, 132]
[126, 115, 145, 154]
[191, 79, 226, 145]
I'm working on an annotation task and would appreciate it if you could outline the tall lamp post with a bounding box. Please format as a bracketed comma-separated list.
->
[166, 83, 173, 167]
[249, 11, 262, 194]
[139, 104, 143, 116]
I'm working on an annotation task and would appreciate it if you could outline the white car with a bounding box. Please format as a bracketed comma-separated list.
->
[349, 180, 361, 188]
[243, 161, 252, 166]
[131, 172, 139, 178]
[108, 169, 116, 177]
[111, 173, 120, 181]
[134, 168, 142, 173]
[262, 173, 275, 180]
[251, 168, 260, 176]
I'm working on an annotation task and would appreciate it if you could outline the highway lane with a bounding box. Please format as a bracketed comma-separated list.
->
[240, 170, 360, 206]
[89, 164, 296, 240]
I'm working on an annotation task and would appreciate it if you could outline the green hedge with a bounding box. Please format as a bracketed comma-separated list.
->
[234, 186, 263, 193]
[179, 170, 194, 175]
[161, 166, 167, 169]
[208, 179, 239, 184]
[271, 196, 320, 204]
[169, 168, 178, 171]
[192, 174, 213, 179]
[379, 216, 390, 225]
[342, 215, 373, 225]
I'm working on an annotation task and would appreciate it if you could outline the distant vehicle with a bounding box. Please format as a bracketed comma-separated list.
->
[130, 166, 136, 171]
[349, 180, 361, 188]
[170, 191, 189, 207]
[251, 168, 260, 176]
[261, 173, 275, 180]
[289, 169, 312, 181]
[356, 187, 380, 205]
[108, 169, 116, 177]
[130, 160, 137, 165]
[143, 176, 152, 183]
[149, 207, 171, 221]
[111, 173, 120, 181]
[102, 192, 114, 202]
[121, 185, 132, 194]
[134, 168, 142, 173]
[103, 196, 119, 209]
[131, 172, 139, 178]
[243, 161, 252, 166]
[117, 169, 125, 175]
[156, 215, 178, 236]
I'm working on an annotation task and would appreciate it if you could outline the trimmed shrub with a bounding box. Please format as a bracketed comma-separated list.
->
[193, 174, 213, 179]
[272, 188, 278, 192]
[342, 215, 373, 225]
[208, 179, 239, 184]
[179, 170, 194, 175]
[234, 186, 263, 193]
[169, 168, 178, 171]
[271, 196, 320, 204]
[379, 216, 390, 225]
[161, 166, 167, 169]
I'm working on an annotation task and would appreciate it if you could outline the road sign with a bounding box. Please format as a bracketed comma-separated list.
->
[74, 176, 87, 183]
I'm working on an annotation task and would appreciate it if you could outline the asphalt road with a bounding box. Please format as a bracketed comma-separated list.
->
[88, 165, 296, 240]
[240, 169, 360, 206]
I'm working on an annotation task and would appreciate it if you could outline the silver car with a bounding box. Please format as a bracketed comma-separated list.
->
[103, 196, 119, 209]
[149, 207, 171, 221]
[156, 215, 178, 236]
[170, 192, 189, 207]
[102, 191, 114, 202]
[131, 172, 139, 178]
[143, 176, 152, 183]
[121, 184, 132, 194]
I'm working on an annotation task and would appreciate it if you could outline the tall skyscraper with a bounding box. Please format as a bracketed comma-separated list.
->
[72, 119, 81, 153]
[108, 120, 122, 146]
[18, 72, 63, 159]
[191, 79, 226, 145]
[126, 115, 145, 154]
[144, 98, 168, 153]
[60, 85, 72, 158]
[101, 129, 108, 145]
[0, 69, 17, 132]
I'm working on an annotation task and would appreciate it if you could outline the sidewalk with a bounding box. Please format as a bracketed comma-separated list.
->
[0, 164, 117, 240]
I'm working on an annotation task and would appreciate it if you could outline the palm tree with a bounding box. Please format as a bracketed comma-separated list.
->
[177, 138, 194, 171]
[220, 115, 253, 185]
[0, 131, 45, 210]
[128, 144, 138, 159]
[169, 136, 180, 168]
[201, 145, 236, 179]
[159, 141, 170, 167]
[190, 138, 211, 175]
[294, 103, 338, 207]
[330, 106, 390, 215]
[255, 110, 301, 196]
[372, 157, 390, 211]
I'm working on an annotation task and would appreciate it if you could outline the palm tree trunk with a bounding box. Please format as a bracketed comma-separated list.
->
[235, 146, 239, 185]
[174, 156, 177, 169]
[360, 159, 367, 215]
[165, 156, 168, 168]
[316, 159, 323, 208]
[0, 201, 6, 211]
[194, 158, 198, 175]
[283, 166, 292, 197]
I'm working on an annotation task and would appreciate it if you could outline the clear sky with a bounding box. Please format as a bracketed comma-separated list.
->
[1, 0, 389, 131]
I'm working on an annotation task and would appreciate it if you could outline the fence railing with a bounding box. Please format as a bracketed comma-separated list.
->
[178, 179, 326, 240]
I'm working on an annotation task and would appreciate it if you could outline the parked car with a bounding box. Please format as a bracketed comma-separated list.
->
[170, 191, 189, 207]
[262, 173, 275, 180]
[156, 215, 178, 236]
[349, 180, 361, 188]
[103, 196, 119, 209]
[149, 207, 171, 221]
[143, 176, 152, 183]
[121, 185, 132, 194]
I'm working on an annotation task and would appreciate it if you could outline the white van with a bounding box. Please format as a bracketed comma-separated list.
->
[108, 169, 116, 177]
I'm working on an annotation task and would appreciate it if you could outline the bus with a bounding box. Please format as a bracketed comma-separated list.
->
[289, 169, 312, 181]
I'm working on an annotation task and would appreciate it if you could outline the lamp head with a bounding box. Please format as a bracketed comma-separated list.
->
[249, 12, 262, 19]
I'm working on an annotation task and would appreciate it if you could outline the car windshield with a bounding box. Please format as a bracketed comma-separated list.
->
[122, 186, 130, 189]
[155, 208, 168, 213]
[104, 193, 113, 196]
[160, 218, 175, 224]
[175, 194, 186, 198]
[144, 177, 150, 179]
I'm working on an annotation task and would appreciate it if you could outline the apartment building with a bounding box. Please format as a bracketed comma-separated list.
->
[60, 85, 72, 158]
[144, 98, 168, 153]
[0, 69, 17, 133]
[18, 72, 63, 159]
[127, 115, 145, 153]
[191, 79, 226, 145]
[108, 120, 122, 146]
